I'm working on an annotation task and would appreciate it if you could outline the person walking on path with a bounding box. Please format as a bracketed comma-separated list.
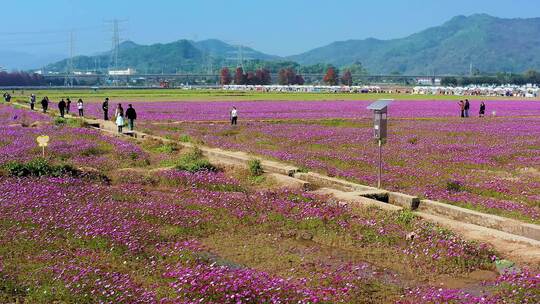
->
[125, 104, 137, 131]
[458, 100, 465, 118]
[29, 94, 36, 110]
[115, 103, 125, 133]
[102, 98, 110, 120]
[479, 101, 486, 118]
[66, 98, 72, 114]
[58, 99, 66, 118]
[77, 99, 84, 117]
[3, 92, 11, 102]
[464, 99, 470, 118]
[230, 106, 238, 125]
[41, 96, 49, 113]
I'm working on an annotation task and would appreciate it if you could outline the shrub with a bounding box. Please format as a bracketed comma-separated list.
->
[179, 134, 191, 143]
[396, 210, 416, 226]
[3, 158, 78, 177]
[446, 179, 463, 192]
[175, 148, 216, 173]
[156, 143, 178, 154]
[248, 159, 264, 176]
[54, 117, 66, 125]
[81, 146, 106, 157]
[66, 118, 89, 128]
[296, 166, 309, 173]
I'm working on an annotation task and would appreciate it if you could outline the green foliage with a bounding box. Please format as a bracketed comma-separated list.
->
[396, 210, 417, 226]
[3, 158, 78, 177]
[248, 159, 264, 177]
[65, 118, 89, 128]
[446, 179, 463, 192]
[217, 129, 239, 137]
[53, 117, 66, 125]
[155, 142, 179, 154]
[179, 134, 191, 143]
[175, 148, 216, 173]
[296, 166, 309, 173]
[407, 137, 418, 145]
[80, 146, 106, 157]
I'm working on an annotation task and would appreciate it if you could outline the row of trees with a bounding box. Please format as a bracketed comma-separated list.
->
[277, 68, 304, 85]
[220, 67, 272, 85]
[220, 66, 355, 86]
[0, 71, 46, 86]
[441, 70, 540, 86]
[321, 67, 354, 86]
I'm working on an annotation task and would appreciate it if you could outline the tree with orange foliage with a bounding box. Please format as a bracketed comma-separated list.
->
[323, 67, 338, 85]
[220, 67, 232, 85]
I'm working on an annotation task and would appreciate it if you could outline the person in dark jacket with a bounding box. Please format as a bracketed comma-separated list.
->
[58, 99, 66, 118]
[125, 104, 137, 131]
[29, 94, 36, 110]
[458, 100, 465, 118]
[464, 99, 470, 118]
[41, 97, 49, 113]
[102, 98, 109, 120]
[479, 101, 486, 117]
[66, 97, 72, 114]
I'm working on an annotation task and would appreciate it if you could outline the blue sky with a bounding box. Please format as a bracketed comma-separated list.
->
[1, 0, 540, 57]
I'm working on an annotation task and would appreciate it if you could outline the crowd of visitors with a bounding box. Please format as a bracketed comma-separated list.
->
[1, 92, 139, 134]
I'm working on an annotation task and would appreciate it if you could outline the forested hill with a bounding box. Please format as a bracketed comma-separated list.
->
[44, 14, 540, 75]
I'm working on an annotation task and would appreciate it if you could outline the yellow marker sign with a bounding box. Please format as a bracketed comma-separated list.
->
[36, 135, 50, 147]
[36, 135, 50, 157]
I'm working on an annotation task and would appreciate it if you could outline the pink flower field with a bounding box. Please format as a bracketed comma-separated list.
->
[0, 101, 539, 303]
[106, 99, 540, 223]
[82, 99, 540, 121]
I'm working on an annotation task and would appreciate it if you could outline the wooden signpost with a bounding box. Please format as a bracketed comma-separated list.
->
[36, 135, 50, 157]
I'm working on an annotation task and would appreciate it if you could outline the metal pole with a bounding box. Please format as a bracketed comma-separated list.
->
[378, 139, 382, 189]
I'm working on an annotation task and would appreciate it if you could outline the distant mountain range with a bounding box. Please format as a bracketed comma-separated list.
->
[43, 14, 540, 75]
[0, 50, 64, 71]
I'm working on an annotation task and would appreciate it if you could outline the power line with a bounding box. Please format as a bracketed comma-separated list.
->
[0, 25, 102, 36]
[0, 40, 69, 46]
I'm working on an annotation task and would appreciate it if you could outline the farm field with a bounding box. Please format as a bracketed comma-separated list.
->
[67, 98, 540, 224]
[0, 101, 539, 303]
[7, 88, 540, 102]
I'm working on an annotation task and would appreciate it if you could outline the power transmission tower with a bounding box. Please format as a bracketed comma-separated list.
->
[64, 31, 74, 87]
[226, 43, 254, 71]
[236, 45, 244, 70]
[105, 19, 127, 85]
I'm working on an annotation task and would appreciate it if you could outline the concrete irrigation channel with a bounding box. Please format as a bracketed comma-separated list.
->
[10, 101, 540, 264]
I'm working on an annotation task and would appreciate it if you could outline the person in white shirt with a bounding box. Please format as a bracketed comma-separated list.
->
[230, 106, 238, 125]
[77, 99, 84, 116]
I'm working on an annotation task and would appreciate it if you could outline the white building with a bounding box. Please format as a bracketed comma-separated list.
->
[108, 68, 136, 76]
